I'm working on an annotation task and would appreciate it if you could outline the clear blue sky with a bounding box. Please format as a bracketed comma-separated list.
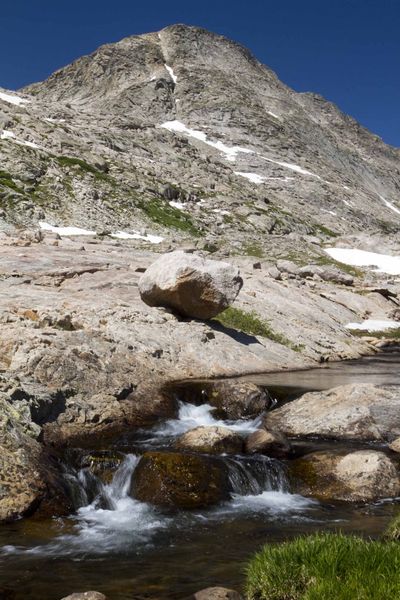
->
[2, 0, 399, 147]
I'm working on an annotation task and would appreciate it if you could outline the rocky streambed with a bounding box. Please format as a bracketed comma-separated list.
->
[1, 353, 400, 600]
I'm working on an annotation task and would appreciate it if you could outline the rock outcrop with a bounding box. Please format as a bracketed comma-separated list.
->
[264, 384, 400, 441]
[291, 450, 400, 501]
[245, 429, 291, 457]
[139, 251, 243, 319]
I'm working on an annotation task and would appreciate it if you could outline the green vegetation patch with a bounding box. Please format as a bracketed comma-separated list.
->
[240, 242, 264, 258]
[0, 170, 24, 194]
[56, 156, 110, 182]
[137, 198, 202, 236]
[213, 307, 302, 351]
[314, 254, 364, 278]
[384, 512, 400, 541]
[246, 532, 400, 600]
[348, 327, 400, 340]
[313, 224, 339, 238]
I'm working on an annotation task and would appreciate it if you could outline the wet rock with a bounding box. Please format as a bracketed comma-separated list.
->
[264, 384, 400, 442]
[60, 593, 107, 600]
[245, 429, 291, 458]
[184, 587, 243, 600]
[204, 381, 269, 420]
[291, 450, 400, 502]
[175, 426, 243, 454]
[389, 438, 400, 453]
[131, 451, 231, 509]
[43, 389, 178, 447]
[138, 251, 243, 319]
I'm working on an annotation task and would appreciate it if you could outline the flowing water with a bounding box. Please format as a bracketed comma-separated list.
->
[1, 353, 400, 599]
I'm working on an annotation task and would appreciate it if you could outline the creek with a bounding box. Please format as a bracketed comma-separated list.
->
[0, 353, 400, 600]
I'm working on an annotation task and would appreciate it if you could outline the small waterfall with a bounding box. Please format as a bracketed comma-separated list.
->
[226, 455, 288, 496]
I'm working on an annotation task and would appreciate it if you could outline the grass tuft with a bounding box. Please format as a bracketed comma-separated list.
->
[246, 532, 400, 600]
[137, 198, 202, 236]
[348, 327, 400, 340]
[384, 513, 400, 541]
[213, 307, 303, 351]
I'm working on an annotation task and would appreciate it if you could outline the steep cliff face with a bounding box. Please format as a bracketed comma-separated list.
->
[0, 24, 399, 254]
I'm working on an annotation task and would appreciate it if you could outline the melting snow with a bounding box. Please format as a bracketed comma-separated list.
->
[1, 129, 41, 149]
[39, 222, 96, 236]
[164, 65, 177, 84]
[260, 155, 320, 178]
[45, 118, 66, 124]
[169, 201, 186, 210]
[110, 231, 164, 244]
[160, 120, 254, 162]
[345, 319, 400, 332]
[0, 91, 30, 106]
[325, 247, 400, 275]
[234, 172, 264, 184]
[379, 194, 400, 216]
[267, 111, 280, 119]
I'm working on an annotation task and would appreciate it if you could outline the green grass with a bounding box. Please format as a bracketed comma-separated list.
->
[213, 307, 303, 351]
[348, 327, 400, 339]
[313, 224, 339, 238]
[246, 532, 400, 600]
[56, 156, 110, 181]
[314, 255, 364, 278]
[384, 513, 400, 541]
[137, 198, 202, 236]
[0, 170, 24, 194]
[240, 242, 264, 258]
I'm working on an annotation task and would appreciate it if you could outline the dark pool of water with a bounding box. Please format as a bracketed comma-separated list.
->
[0, 353, 399, 600]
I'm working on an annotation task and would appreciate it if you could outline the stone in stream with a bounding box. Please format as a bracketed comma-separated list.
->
[138, 250, 243, 320]
[131, 451, 231, 509]
[60, 593, 107, 600]
[202, 380, 269, 420]
[245, 429, 291, 458]
[174, 426, 243, 454]
[290, 450, 400, 502]
[389, 437, 400, 453]
[184, 587, 243, 599]
[264, 383, 400, 442]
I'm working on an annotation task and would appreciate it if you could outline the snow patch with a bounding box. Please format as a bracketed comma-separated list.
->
[345, 319, 400, 332]
[379, 194, 400, 216]
[1, 129, 41, 149]
[0, 91, 30, 106]
[169, 201, 187, 210]
[45, 118, 66, 124]
[160, 120, 254, 162]
[164, 65, 177, 84]
[267, 111, 280, 119]
[325, 247, 400, 275]
[110, 231, 164, 244]
[260, 155, 320, 178]
[234, 172, 264, 184]
[39, 222, 96, 236]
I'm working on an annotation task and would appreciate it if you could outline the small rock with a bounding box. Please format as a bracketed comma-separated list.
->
[175, 426, 243, 454]
[389, 438, 400, 453]
[60, 593, 107, 600]
[245, 429, 291, 458]
[252, 262, 262, 270]
[184, 587, 243, 599]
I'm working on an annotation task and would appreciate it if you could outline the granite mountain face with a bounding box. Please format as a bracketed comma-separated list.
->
[0, 24, 399, 255]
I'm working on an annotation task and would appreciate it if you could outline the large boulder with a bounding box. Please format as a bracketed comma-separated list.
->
[264, 384, 400, 442]
[60, 594, 107, 600]
[203, 380, 269, 420]
[138, 251, 243, 319]
[174, 426, 243, 454]
[131, 451, 231, 509]
[291, 450, 400, 501]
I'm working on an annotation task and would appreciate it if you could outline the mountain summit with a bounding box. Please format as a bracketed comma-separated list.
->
[0, 24, 399, 254]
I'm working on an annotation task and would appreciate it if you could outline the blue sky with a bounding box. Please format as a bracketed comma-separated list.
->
[2, 0, 399, 147]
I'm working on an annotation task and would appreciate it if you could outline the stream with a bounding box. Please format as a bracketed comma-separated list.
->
[0, 353, 400, 600]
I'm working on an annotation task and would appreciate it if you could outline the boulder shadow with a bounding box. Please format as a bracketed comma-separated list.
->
[208, 320, 261, 346]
